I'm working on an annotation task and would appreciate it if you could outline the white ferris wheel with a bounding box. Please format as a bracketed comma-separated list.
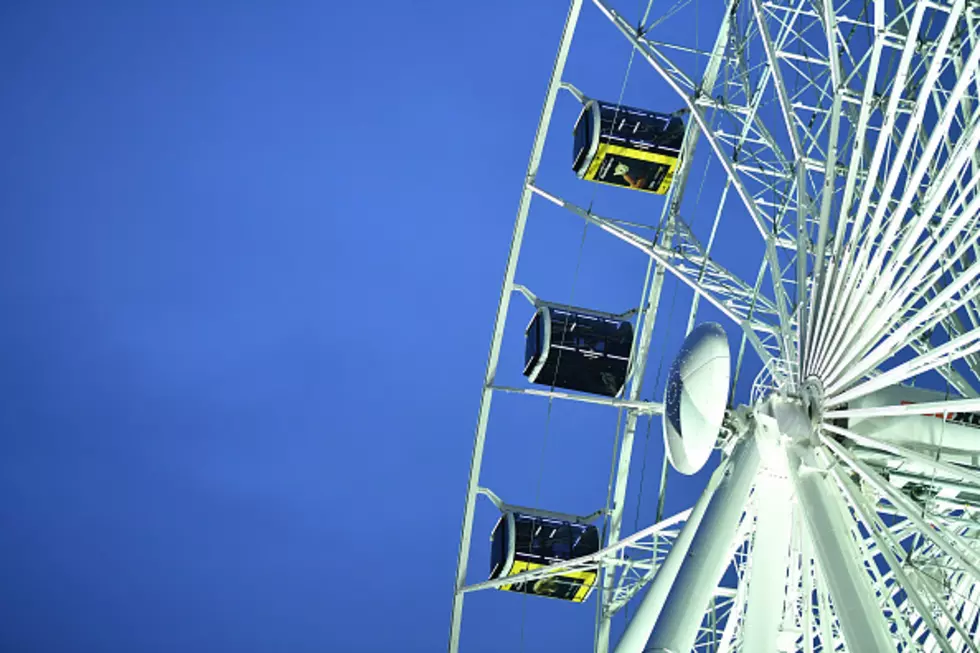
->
[449, 0, 980, 651]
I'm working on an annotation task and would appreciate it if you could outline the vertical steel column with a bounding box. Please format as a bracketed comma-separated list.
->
[612, 452, 733, 653]
[787, 446, 895, 652]
[740, 471, 793, 651]
[447, 2, 583, 651]
[645, 433, 761, 653]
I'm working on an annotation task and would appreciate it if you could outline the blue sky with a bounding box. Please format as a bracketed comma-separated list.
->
[0, 2, 764, 651]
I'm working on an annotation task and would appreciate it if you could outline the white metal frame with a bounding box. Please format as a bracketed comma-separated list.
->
[450, 0, 980, 650]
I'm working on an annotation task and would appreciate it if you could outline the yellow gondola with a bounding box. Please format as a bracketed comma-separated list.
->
[573, 98, 684, 194]
[489, 511, 600, 603]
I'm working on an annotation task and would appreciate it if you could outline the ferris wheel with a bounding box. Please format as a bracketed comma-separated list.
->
[449, 0, 980, 651]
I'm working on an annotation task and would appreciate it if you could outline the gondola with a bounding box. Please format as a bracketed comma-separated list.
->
[572, 98, 684, 194]
[524, 306, 633, 397]
[489, 511, 600, 603]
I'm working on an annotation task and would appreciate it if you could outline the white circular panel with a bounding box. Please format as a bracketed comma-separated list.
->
[662, 322, 731, 475]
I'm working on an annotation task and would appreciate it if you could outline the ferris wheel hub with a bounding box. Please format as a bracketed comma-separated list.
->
[800, 377, 826, 436]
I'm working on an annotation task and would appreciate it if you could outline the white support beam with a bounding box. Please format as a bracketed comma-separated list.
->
[644, 433, 761, 653]
[740, 470, 793, 651]
[787, 444, 896, 651]
[491, 385, 664, 414]
[612, 452, 736, 653]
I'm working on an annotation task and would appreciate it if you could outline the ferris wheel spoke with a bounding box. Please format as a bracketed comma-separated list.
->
[825, 327, 980, 405]
[878, 199, 980, 304]
[786, 443, 896, 650]
[890, 159, 980, 295]
[833, 461, 969, 653]
[860, 107, 980, 311]
[821, 228, 980, 392]
[821, 422, 980, 491]
[809, 0, 883, 366]
[821, 434, 980, 588]
[815, 8, 970, 384]
[749, 0, 811, 369]
[808, 245, 857, 379]
[756, 0, 853, 372]
[883, 171, 980, 307]
[810, 253, 869, 381]
[924, 296, 980, 390]
[825, 260, 980, 396]
[952, 249, 980, 335]
[830, 466, 956, 653]
[822, 248, 980, 392]
[809, 1, 932, 379]
[928, 92, 977, 217]
[820, 204, 978, 387]
[825, 396, 980, 420]
[804, 0, 850, 378]
[826, 40, 980, 381]
[824, 226, 980, 395]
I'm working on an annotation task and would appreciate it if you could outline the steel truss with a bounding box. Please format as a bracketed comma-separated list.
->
[450, 0, 980, 650]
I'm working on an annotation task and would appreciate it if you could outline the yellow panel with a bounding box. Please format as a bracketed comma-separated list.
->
[583, 143, 680, 195]
[655, 157, 679, 194]
[498, 560, 598, 603]
[573, 570, 597, 603]
[585, 143, 678, 177]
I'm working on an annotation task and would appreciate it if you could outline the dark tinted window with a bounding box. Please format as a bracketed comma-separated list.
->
[525, 314, 542, 370]
[596, 100, 672, 144]
[490, 519, 508, 578]
[661, 117, 685, 151]
[573, 107, 594, 171]
[549, 525, 573, 558]
[512, 514, 599, 563]
[573, 524, 600, 557]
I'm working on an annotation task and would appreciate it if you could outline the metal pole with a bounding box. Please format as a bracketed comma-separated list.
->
[786, 445, 895, 652]
[447, 2, 583, 651]
[612, 451, 734, 653]
[644, 433, 760, 653]
[739, 470, 793, 651]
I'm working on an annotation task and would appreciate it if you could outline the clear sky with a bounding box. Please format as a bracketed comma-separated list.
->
[1, 2, 763, 652]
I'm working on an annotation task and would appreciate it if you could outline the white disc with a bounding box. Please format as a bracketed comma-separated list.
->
[662, 322, 731, 475]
